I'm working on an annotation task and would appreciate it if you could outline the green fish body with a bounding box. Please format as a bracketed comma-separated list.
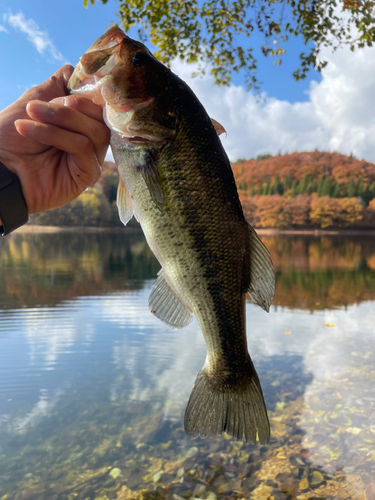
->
[68, 27, 275, 442]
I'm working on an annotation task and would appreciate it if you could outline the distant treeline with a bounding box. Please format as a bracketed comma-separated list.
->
[238, 172, 375, 204]
[30, 152, 375, 229]
[233, 151, 375, 204]
[233, 151, 375, 228]
[240, 193, 375, 229]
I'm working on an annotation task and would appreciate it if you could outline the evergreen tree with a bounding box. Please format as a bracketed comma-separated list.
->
[321, 176, 332, 197]
[307, 177, 317, 194]
[317, 175, 325, 197]
[332, 181, 340, 198]
[257, 182, 263, 196]
[298, 174, 308, 194]
[263, 175, 270, 195]
[290, 180, 299, 198]
[270, 175, 283, 195]
[347, 176, 356, 197]
[369, 181, 375, 199]
[249, 184, 255, 197]
[284, 173, 292, 189]
[356, 177, 364, 197]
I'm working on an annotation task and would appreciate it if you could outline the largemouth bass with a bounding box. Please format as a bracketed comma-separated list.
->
[68, 27, 275, 443]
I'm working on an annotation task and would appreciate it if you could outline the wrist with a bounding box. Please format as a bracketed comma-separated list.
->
[0, 161, 29, 235]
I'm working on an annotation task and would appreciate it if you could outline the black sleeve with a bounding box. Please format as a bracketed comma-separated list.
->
[0, 161, 29, 236]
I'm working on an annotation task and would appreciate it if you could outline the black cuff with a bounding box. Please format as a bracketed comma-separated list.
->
[0, 161, 29, 236]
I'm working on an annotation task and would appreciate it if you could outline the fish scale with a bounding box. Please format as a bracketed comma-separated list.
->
[68, 26, 275, 442]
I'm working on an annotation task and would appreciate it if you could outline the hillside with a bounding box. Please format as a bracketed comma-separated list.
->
[232, 151, 375, 229]
[233, 151, 375, 194]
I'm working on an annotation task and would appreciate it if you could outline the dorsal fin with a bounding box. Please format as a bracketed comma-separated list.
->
[211, 118, 227, 136]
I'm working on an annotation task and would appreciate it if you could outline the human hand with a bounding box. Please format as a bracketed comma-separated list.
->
[0, 65, 110, 219]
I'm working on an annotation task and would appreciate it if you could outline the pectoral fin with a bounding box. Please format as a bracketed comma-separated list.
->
[149, 269, 193, 329]
[141, 151, 164, 212]
[247, 224, 275, 312]
[116, 178, 134, 226]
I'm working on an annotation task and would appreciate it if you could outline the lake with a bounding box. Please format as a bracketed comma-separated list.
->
[0, 230, 374, 500]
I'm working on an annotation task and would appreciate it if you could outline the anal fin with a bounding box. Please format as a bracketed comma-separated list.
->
[247, 223, 275, 312]
[149, 269, 193, 329]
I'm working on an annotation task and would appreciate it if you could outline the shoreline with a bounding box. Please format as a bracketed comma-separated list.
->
[16, 225, 141, 234]
[15, 225, 375, 236]
[255, 228, 375, 236]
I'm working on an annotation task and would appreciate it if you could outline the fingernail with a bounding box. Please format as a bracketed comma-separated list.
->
[15, 120, 37, 132]
[28, 101, 50, 114]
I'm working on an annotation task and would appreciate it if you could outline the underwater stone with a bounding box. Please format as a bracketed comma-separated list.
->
[153, 470, 163, 482]
[185, 446, 199, 459]
[177, 467, 184, 478]
[109, 467, 121, 479]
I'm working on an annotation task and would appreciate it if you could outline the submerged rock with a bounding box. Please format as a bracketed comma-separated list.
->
[109, 468, 121, 479]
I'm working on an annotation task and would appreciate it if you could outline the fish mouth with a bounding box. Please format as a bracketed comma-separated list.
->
[67, 68, 107, 106]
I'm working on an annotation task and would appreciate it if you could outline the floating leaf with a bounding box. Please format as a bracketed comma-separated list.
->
[323, 322, 337, 327]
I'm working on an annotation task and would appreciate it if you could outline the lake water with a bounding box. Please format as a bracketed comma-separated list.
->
[0, 231, 374, 500]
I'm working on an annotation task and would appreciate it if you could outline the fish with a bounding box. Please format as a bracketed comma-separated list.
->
[68, 27, 275, 443]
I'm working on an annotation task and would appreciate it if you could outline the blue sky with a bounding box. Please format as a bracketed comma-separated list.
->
[1, 0, 374, 162]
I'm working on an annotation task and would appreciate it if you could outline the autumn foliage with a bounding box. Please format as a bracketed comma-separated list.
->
[235, 151, 375, 229]
[233, 151, 375, 189]
[31, 152, 375, 229]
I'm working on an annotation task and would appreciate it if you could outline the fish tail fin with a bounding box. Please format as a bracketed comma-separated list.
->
[184, 364, 269, 443]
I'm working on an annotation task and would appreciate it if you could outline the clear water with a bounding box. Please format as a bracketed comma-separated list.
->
[0, 231, 374, 500]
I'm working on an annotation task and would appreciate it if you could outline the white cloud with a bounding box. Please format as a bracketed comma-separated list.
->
[0, 24, 8, 33]
[171, 42, 375, 163]
[3, 11, 64, 61]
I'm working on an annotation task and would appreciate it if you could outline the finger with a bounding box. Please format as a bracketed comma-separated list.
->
[14, 119, 105, 184]
[25, 100, 110, 162]
[15, 65, 74, 110]
[49, 95, 105, 123]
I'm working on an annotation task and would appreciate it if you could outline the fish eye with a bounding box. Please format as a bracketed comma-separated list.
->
[131, 52, 149, 67]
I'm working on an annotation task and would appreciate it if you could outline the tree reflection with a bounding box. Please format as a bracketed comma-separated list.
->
[2, 232, 375, 311]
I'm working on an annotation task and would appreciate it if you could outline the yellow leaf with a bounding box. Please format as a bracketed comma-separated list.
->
[324, 322, 337, 327]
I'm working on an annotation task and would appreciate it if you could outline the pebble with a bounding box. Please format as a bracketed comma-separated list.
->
[185, 446, 199, 459]
[109, 468, 121, 479]
[342, 466, 355, 474]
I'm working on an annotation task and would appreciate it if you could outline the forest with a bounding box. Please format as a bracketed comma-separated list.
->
[30, 151, 375, 229]
[234, 151, 375, 228]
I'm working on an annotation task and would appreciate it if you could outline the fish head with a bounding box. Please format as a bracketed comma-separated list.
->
[68, 27, 177, 144]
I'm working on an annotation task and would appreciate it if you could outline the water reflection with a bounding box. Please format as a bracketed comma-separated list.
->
[0, 231, 160, 309]
[0, 231, 374, 499]
[263, 235, 375, 310]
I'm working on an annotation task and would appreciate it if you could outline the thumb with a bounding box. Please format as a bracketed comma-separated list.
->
[18, 65, 75, 107]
